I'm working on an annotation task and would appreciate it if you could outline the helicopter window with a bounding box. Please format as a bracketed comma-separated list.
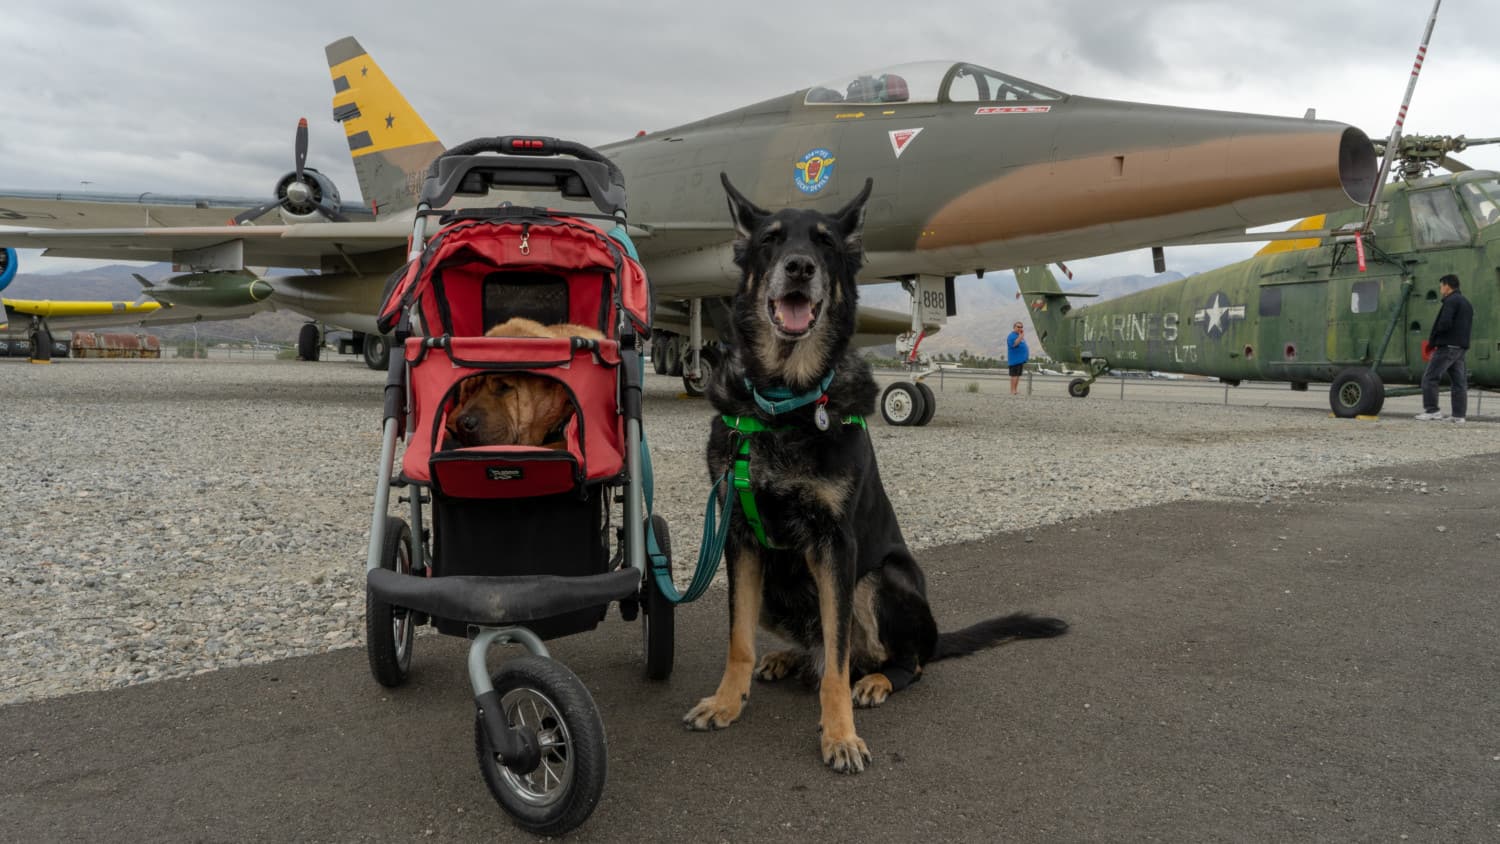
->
[945, 64, 1064, 103]
[1408, 189, 1471, 248]
[1458, 179, 1500, 229]
[1258, 286, 1282, 317]
[1350, 280, 1379, 314]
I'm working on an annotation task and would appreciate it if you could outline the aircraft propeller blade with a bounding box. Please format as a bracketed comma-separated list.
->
[294, 118, 308, 181]
[231, 199, 282, 226]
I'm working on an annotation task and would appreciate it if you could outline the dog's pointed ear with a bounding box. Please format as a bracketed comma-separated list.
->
[721, 172, 768, 240]
[834, 177, 874, 251]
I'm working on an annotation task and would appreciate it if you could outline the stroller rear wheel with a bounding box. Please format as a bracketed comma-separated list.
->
[366, 516, 416, 687]
[643, 514, 675, 681]
[476, 655, 607, 836]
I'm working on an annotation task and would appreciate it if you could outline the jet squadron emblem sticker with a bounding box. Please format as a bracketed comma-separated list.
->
[1192, 291, 1247, 339]
[794, 148, 836, 194]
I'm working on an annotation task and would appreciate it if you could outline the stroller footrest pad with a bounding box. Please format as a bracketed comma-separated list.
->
[367, 567, 640, 626]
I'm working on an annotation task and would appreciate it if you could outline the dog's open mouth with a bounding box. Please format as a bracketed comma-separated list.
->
[768, 292, 823, 338]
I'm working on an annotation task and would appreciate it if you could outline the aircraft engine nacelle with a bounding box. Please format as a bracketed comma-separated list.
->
[0, 247, 16, 292]
[273, 168, 342, 224]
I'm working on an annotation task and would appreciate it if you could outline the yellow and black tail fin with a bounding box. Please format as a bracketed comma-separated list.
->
[325, 37, 445, 217]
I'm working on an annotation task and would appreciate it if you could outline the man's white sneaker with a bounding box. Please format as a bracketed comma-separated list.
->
[1414, 411, 1447, 421]
[1450, 417, 1466, 424]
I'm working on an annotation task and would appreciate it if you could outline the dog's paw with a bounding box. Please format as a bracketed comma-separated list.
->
[754, 650, 802, 682]
[851, 674, 893, 708]
[682, 694, 744, 731]
[820, 730, 872, 774]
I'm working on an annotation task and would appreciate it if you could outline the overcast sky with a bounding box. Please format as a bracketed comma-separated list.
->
[3, 0, 1497, 284]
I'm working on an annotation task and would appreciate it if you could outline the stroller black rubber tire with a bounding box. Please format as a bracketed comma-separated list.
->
[643, 514, 675, 681]
[366, 516, 415, 687]
[476, 655, 608, 836]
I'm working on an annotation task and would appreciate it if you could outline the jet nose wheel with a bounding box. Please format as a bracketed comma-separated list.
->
[880, 381, 931, 426]
[1068, 378, 1091, 398]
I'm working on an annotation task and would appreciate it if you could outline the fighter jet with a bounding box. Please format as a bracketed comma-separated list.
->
[0, 37, 1374, 419]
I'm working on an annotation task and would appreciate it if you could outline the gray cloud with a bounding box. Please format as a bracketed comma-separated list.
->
[2, 0, 1496, 226]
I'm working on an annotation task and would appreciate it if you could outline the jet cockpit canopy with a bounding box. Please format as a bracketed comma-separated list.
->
[803, 61, 1067, 106]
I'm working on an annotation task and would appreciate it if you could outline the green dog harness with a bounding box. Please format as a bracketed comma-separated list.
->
[721, 411, 866, 549]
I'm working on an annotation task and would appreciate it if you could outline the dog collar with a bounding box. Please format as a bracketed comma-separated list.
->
[745, 370, 836, 417]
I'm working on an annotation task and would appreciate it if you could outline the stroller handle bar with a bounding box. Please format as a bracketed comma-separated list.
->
[420, 136, 628, 218]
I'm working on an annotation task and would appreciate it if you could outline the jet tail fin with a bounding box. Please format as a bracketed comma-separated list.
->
[325, 37, 445, 218]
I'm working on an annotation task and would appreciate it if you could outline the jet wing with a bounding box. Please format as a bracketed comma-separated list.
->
[630, 221, 736, 257]
[0, 220, 410, 270]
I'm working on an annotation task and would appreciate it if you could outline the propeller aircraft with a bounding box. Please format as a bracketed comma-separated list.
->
[0, 37, 1380, 422]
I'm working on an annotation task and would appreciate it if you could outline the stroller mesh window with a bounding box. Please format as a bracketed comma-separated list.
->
[483, 271, 569, 332]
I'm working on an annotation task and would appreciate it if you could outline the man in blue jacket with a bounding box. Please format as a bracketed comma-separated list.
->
[1007, 320, 1029, 396]
[1415, 274, 1474, 423]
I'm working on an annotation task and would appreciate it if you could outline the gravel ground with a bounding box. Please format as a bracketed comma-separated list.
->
[3, 357, 1496, 707]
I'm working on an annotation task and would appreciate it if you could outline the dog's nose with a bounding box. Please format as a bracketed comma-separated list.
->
[783, 255, 816, 283]
[459, 415, 479, 433]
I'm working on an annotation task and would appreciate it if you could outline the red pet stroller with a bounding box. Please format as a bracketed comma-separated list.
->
[363, 137, 674, 835]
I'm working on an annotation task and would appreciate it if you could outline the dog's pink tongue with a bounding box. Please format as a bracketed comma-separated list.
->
[776, 298, 814, 332]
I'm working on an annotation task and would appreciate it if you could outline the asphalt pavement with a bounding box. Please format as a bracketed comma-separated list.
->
[4, 454, 1498, 842]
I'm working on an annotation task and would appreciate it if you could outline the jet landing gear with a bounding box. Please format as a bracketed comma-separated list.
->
[297, 323, 322, 362]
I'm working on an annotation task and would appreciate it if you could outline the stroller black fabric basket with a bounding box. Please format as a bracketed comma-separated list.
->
[430, 488, 610, 640]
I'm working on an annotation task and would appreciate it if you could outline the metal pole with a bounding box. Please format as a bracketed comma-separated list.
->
[1119, 373, 1125, 400]
[1026, 370, 1033, 396]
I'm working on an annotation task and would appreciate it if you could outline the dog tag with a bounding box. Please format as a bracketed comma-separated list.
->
[814, 404, 830, 431]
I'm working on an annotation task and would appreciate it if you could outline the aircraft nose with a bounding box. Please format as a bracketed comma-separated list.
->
[921, 100, 1379, 250]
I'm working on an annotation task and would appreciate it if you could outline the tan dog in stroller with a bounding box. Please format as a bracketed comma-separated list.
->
[445, 317, 605, 448]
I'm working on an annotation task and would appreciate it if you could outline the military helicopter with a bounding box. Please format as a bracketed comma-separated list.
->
[1020, 134, 1498, 418]
[1020, 2, 1497, 418]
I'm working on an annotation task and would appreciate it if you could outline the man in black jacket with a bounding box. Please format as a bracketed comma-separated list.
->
[1416, 274, 1474, 423]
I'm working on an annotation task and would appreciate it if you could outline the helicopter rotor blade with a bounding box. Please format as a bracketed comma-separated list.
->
[1362, 0, 1443, 232]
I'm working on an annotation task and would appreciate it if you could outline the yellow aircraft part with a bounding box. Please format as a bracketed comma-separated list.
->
[1254, 214, 1327, 257]
[3, 298, 162, 318]
[330, 50, 439, 158]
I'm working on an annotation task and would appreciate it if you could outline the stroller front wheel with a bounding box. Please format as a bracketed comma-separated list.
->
[366, 516, 416, 687]
[476, 655, 607, 836]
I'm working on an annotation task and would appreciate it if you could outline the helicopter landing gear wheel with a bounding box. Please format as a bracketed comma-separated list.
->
[1330, 368, 1385, 418]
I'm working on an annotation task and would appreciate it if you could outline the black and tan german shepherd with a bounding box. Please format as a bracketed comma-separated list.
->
[681, 174, 1068, 773]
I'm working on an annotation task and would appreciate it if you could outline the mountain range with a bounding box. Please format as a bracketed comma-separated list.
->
[8, 263, 1186, 354]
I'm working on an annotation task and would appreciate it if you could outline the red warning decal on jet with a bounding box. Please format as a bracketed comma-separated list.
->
[888, 128, 923, 159]
[975, 105, 1052, 115]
